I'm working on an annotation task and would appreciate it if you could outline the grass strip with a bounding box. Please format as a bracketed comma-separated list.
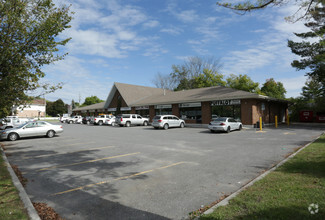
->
[201, 134, 325, 220]
[0, 147, 29, 220]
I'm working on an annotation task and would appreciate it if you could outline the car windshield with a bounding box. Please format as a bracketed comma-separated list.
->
[212, 117, 227, 122]
[17, 122, 30, 128]
[153, 116, 161, 120]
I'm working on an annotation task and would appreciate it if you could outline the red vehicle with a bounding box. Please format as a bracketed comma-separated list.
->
[299, 110, 313, 122]
[316, 112, 325, 123]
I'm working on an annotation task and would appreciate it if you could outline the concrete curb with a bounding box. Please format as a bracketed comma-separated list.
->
[0, 145, 41, 220]
[202, 132, 324, 216]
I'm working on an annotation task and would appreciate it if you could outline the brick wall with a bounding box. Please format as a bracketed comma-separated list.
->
[16, 110, 45, 118]
[172, 104, 180, 117]
[240, 99, 253, 125]
[149, 106, 155, 122]
[201, 101, 212, 124]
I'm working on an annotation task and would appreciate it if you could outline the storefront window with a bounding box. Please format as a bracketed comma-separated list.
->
[211, 105, 241, 120]
[155, 109, 172, 115]
[155, 105, 172, 115]
[180, 107, 202, 123]
[136, 109, 149, 117]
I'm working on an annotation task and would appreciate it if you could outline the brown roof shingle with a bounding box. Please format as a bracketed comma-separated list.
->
[132, 86, 266, 106]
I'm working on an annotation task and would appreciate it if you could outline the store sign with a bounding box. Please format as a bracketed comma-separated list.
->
[120, 107, 131, 111]
[135, 106, 149, 110]
[155, 105, 172, 109]
[211, 100, 241, 106]
[179, 102, 201, 108]
[107, 108, 117, 111]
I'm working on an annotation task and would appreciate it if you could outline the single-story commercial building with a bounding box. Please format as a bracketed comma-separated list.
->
[73, 82, 289, 125]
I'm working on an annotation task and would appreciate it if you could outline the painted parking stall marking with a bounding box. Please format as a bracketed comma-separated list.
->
[22, 152, 140, 174]
[51, 161, 187, 196]
[22, 146, 115, 159]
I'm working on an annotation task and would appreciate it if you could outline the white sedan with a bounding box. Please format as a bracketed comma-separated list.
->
[208, 117, 242, 133]
[0, 121, 63, 141]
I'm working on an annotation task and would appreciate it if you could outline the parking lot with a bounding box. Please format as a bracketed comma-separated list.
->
[2, 123, 324, 219]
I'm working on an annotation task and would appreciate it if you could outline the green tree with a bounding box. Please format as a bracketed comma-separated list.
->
[288, 3, 325, 87]
[192, 69, 226, 88]
[46, 99, 66, 116]
[0, 0, 73, 117]
[302, 76, 324, 101]
[301, 76, 325, 112]
[216, 0, 320, 21]
[226, 74, 260, 93]
[71, 99, 79, 110]
[82, 96, 104, 106]
[261, 78, 287, 99]
[170, 56, 223, 91]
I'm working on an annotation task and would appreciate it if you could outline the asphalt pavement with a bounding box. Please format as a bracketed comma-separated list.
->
[2, 122, 324, 219]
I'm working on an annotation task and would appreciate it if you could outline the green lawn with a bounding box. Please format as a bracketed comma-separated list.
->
[0, 149, 29, 220]
[201, 134, 325, 220]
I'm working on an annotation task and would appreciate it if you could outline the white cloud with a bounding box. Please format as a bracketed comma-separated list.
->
[143, 20, 159, 28]
[222, 3, 308, 75]
[143, 44, 168, 57]
[41, 56, 113, 103]
[160, 26, 183, 35]
[165, 2, 199, 23]
[176, 10, 199, 23]
[278, 75, 307, 98]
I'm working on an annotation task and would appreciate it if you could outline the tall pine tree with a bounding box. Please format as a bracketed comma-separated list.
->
[288, 3, 325, 90]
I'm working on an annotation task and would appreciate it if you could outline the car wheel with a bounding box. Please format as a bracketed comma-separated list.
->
[180, 122, 185, 128]
[226, 126, 231, 133]
[238, 124, 242, 131]
[8, 132, 18, 141]
[163, 123, 169, 130]
[87, 121, 90, 125]
[98, 121, 103, 126]
[126, 121, 131, 127]
[47, 130, 55, 138]
[143, 121, 148, 126]
[111, 122, 116, 126]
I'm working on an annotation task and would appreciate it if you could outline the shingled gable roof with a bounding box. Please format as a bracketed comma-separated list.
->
[131, 86, 279, 106]
[104, 82, 170, 108]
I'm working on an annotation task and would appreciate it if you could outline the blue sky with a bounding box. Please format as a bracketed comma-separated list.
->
[41, 0, 310, 104]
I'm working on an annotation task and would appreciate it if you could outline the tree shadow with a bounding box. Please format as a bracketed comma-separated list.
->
[47, 188, 171, 220]
[278, 160, 325, 179]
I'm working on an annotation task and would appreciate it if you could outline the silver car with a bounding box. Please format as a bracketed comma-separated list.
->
[0, 121, 63, 141]
[208, 117, 242, 133]
[152, 115, 185, 130]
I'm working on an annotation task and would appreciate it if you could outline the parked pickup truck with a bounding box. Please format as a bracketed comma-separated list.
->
[66, 115, 83, 124]
[92, 115, 115, 126]
[59, 114, 70, 123]
[0, 116, 32, 130]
